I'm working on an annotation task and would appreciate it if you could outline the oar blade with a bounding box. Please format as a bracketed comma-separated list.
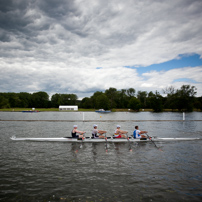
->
[146, 133, 163, 151]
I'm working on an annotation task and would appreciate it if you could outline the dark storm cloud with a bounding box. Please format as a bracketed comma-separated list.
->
[37, 0, 79, 19]
[0, 0, 33, 31]
[0, 0, 202, 97]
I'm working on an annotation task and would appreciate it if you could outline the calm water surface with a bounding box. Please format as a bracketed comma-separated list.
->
[0, 112, 202, 202]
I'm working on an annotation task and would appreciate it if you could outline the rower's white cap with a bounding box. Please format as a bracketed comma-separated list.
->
[117, 125, 121, 128]
[73, 125, 78, 128]
[93, 124, 98, 127]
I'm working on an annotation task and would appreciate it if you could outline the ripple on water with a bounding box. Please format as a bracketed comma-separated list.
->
[1, 112, 202, 201]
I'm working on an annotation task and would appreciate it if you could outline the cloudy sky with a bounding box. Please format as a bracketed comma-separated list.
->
[1, 0, 202, 99]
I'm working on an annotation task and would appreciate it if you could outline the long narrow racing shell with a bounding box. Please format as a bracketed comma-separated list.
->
[10, 136, 201, 142]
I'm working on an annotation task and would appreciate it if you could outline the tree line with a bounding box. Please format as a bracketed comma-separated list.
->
[80, 85, 202, 112]
[0, 85, 202, 112]
[0, 92, 78, 109]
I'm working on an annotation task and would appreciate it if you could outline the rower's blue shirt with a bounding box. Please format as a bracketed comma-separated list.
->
[133, 130, 141, 138]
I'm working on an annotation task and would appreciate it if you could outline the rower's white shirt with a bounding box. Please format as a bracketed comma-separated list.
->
[115, 129, 121, 134]
[114, 129, 121, 137]
[92, 128, 98, 135]
[134, 129, 141, 138]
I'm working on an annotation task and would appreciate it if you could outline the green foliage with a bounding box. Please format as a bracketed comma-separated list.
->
[175, 85, 196, 111]
[0, 95, 10, 108]
[137, 91, 147, 108]
[163, 85, 197, 112]
[51, 93, 78, 108]
[19, 92, 32, 108]
[118, 89, 129, 108]
[95, 94, 110, 109]
[105, 87, 118, 109]
[126, 88, 135, 98]
[0, 85, 200, 111]
[51, 93, 61, 107]
[147, 91, 163, 112]
[80, 97, 92, 109]
[90, 91, 104, 108]
[128, 97, 141, 111]
[32, 91, 49, 108]
[194, 97, 202, 111]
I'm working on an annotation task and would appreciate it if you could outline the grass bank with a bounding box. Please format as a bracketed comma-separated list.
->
[0, 108, 201, 112]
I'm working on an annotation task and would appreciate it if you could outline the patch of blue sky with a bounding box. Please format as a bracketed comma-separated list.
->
[125, 54, 202, 75]
[96, 67, 103, 69]
[173, 78, 198, 83]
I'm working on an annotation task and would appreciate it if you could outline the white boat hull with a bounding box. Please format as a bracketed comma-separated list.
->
[10, 136, 201, 142]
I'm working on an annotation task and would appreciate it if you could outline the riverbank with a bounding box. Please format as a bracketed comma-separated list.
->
[0, 108, 201, 112]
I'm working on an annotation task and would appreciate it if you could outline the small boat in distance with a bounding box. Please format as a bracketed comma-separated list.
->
[95, 109, 111, 113]
[22, 108, 39, 113]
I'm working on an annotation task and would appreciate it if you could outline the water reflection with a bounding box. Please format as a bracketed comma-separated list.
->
[113, 142, 127, 152]
[70, 143, 80, 154]
[92, 144, 98, 162]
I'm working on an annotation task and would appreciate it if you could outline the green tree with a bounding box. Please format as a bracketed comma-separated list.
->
[197, 97, 202, 111]
[118, 89, 129, 108]
[61, 94, 78, 105]
[175, 85, 197, 111]
[147, 91, 163, 112]
[7, 93, 21, 107]
[95, 94, 110, 109]
[128, 97, 141, 111]
[162, 86, 178, 110]
[68, 94, 78, 105]
[90, 91, 104, 108]
[32, 91, 49, 108]
[105, 87, 118, 109]
[51, 93, 61, 107]
[80, 97, 92, 108]
[19, 92, 32, 108]
[60, 94, 70, 105]
[126, 88, 135, 98]
[0, 94, 10, 108]
[194, 97, 202, 111]
[51, 93, 78, 107]
[137, 91, 147, 108]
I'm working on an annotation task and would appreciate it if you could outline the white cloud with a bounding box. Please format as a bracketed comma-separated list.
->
[0, 0, 202, 98]
[141, 66, 202, 95]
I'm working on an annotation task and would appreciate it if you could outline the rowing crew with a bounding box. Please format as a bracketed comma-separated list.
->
[72, 125, 148, 139]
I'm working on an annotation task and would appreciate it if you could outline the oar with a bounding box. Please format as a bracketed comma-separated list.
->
[104, 133, 108, 152]
[80, 132, 86, 149]
[146, 133, 162, 151]
[126, 133, 132, 152]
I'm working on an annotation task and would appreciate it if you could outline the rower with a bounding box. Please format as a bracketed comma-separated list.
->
[92, 124, 106, 139]
[114, 125, 127, 138]
[72, 125, 85, 138]
[133, 126, 148, 139]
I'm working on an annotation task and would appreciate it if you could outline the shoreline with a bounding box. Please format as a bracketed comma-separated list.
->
[0, 108, 201, 112]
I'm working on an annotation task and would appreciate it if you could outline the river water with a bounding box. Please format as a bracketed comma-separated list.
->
[0, 111, 202, 202]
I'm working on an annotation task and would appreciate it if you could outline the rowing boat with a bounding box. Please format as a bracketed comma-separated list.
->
[95, 109, 111, 113]
[10, 136, 201, 142]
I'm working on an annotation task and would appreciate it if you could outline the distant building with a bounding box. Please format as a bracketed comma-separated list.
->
[59, 105, 78, 111]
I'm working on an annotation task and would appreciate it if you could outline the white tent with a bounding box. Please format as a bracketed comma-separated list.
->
[59, 105, 78, 111]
